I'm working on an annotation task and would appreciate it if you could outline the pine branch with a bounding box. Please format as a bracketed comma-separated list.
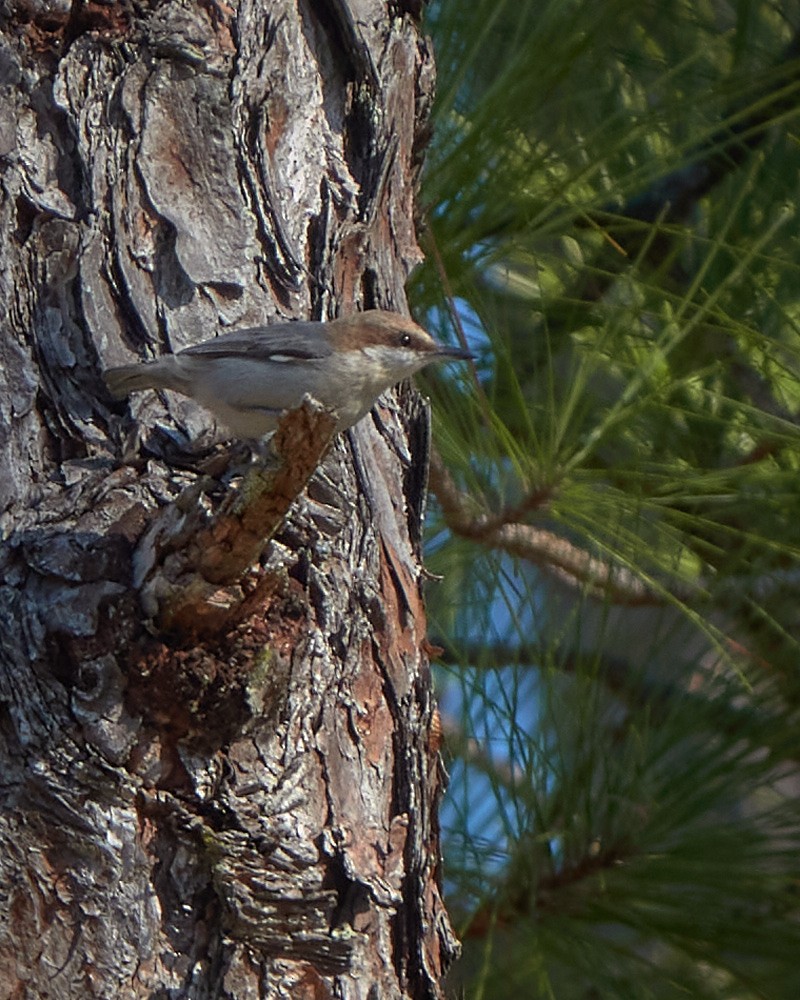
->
[429, 450, 692, 606]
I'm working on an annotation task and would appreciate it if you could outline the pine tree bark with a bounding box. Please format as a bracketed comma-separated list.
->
[0, 2, 456, 997]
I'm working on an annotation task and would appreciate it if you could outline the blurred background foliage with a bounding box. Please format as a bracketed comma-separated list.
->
[409, 0, 800, 996]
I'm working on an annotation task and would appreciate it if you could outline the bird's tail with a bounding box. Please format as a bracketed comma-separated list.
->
[103, 359, 185, 399]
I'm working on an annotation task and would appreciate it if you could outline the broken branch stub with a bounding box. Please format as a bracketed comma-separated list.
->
[137, 398, 338, 634]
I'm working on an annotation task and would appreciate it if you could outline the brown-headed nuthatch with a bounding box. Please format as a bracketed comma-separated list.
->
[103, 310, 473, 438]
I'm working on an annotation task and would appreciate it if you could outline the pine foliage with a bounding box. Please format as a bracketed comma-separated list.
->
[413, 2, 800, 996]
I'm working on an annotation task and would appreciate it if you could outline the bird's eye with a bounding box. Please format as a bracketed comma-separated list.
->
[399, 333, 412, 347]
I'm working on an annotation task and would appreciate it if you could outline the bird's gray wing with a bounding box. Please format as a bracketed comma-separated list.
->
[179, 321, 333, 361]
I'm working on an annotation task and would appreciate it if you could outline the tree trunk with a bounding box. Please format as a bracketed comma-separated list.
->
[0, 2, 456, 997]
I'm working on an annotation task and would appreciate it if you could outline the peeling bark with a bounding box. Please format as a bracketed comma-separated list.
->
[0, 2, 455, 997]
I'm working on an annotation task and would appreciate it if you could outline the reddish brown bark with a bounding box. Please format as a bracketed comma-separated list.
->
[0, 1, 455, 996]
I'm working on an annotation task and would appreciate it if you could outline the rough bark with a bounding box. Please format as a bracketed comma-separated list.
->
[0, 1, 456, 997]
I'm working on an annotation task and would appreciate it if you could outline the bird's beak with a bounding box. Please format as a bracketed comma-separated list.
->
[434, 345, 475, 361]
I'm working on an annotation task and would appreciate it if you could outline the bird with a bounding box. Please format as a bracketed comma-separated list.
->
[103, 310, 473, 439]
